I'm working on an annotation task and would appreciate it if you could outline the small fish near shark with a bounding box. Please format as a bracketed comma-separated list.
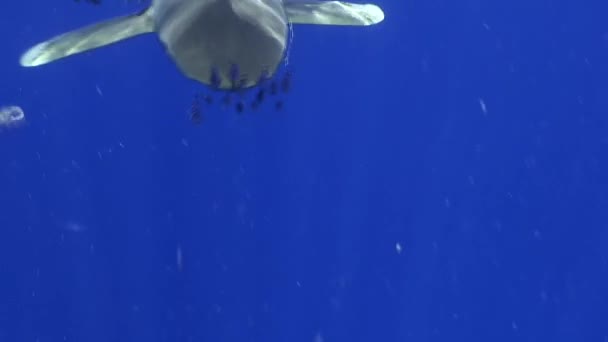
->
[19, 0, 384, 117]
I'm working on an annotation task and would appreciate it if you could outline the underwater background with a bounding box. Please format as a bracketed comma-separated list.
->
[1, 0, 608, 341]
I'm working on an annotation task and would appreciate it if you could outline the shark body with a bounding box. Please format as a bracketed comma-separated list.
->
[20, 0, 384, 89]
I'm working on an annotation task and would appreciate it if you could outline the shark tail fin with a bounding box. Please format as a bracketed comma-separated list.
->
[20, 7, 155, 67]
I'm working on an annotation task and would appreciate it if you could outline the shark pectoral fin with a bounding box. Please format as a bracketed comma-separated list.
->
[284, 1, 384, 26]
[20, 7, 155, 67]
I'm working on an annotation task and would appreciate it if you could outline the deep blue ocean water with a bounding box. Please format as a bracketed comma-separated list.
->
[1, 0, 607, 341]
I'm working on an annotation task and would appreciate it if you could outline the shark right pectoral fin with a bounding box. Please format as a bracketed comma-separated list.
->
[284, 1, 384, 26]
[20, 7, 155, 67]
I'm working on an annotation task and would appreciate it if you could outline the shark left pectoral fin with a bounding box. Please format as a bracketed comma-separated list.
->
[19, 7, 155, 67]
[283, 0, 384, 26]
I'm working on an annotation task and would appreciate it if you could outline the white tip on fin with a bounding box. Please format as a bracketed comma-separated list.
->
[284, 1, 384, 26]
[20, 8, 155, 67]
[20, 41, 53, 67]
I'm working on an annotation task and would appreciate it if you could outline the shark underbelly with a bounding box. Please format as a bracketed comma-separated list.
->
[156, 0, 288, 89]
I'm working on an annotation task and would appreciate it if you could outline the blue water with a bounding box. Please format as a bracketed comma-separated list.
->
[1, 0, 607, 341]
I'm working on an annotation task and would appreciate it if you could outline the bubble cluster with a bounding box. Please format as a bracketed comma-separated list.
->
[0, 105, 25, 128]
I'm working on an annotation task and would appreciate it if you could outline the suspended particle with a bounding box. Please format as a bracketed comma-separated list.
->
[176, 245, 183, 272]
[478, 98, 487, 115]
[395, 242, 403, 254]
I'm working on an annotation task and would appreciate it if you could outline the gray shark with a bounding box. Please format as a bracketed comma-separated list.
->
[19, 0, 384, 89]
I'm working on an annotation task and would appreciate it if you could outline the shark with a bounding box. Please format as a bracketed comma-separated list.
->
[19, 0, 384, 89]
